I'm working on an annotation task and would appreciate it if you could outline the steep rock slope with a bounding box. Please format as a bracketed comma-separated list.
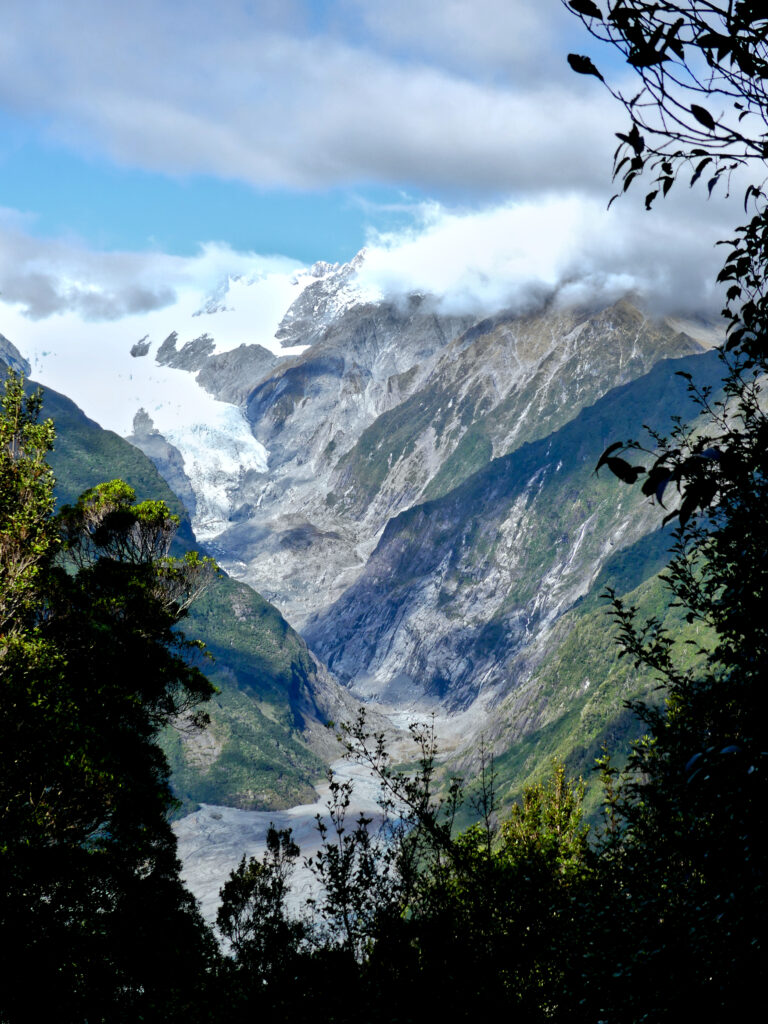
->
[303, 349, 724, 736]
[5, 264, 727, 816]
[209, 297, 474, 623]
[330, 300, 705, 524]
[212, 298, 712, 629]
[480, 530, 692, 821]
[153, 329, 280, 404]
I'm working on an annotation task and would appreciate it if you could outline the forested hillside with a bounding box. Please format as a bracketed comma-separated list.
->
[2, 346, 350, 815]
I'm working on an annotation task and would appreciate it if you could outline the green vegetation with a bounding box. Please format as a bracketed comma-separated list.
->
[212, 6, 768, 1018]
[332, 376, 467, 515]
[212, 721, 596, 1022]
[27, 377, 329, 813]
[490, 565, 709, 824]
[423, 421, 492, 500]
[398, 347, 725, 624]
[5, 4, 768, 1018]
[0, 372, 217, 1021]
[164, 576, 324, 813]
[162, 683, 320, 814]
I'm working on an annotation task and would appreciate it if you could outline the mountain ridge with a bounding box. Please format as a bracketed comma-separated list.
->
[5, 260, 727, 812]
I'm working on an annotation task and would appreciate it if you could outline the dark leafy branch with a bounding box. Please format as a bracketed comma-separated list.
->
[565, 1, 768, 207]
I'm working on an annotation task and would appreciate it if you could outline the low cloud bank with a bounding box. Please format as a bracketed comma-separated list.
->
[356, 194, 733, 319]
[0, 190, 734, 334]
[0, 216, 301, 320]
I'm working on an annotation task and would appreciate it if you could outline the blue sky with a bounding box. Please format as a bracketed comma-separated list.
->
[0, 1, 600, 260]
[0, 120, 411, 263]
[0, 0, 736, 327]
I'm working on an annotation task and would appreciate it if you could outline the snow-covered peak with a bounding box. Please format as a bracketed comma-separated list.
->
[275, 249, 380, 348]
[0, 246, 380, 544]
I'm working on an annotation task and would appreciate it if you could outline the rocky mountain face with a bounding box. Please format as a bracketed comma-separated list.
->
[304, 348, 723, 742]
[0, 333, 30, 376]
[106, 254, 722, 802]
[213, 296, 475, 623]
[152, 329, 280, 405]
[6, 252, 726, 810]
[128, 408, 199, 518]
[209, 293, 710, 634]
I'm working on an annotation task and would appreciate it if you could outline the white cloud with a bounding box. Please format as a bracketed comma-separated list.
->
[0, 235, 309, 438]
[338, 0, 570, 80]
[0, 210, 302, 321]
[0, 0, 617, 194]
[356, 191, 733, 316]
[0, 185, 735, 449]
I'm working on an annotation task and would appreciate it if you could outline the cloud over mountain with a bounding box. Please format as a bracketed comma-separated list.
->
[0, 213, 301, 320]
[0, 182, 731, 334]
[357, 192, 732, 317]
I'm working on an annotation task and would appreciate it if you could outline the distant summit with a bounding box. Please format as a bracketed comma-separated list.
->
[276, 249, 374, 349]
[0, 333, 31, 375]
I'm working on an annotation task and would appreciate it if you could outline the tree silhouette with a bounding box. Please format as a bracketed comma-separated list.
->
[563, 3, 768, 1017]
[0, 371, 218, 1022]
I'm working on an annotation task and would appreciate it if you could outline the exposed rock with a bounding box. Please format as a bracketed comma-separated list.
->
[218, 298, 710, 630]
[127, 408, 198, 518]
[156, 331, 215, 371]
[275, 252, 370, 349]
[195, 343, 279, 404]
[130, 336, 151, 358]
[61, 255, 726, 798]
[0, 333, 31, 375]
[303, 348, 725, 729]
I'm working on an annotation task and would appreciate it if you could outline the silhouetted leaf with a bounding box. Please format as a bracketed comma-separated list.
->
[567, 54, 604, 80]
[616, 124, 644, 155]
[595, 441, 625, 473]
[628, 45, 669, 68]
[697, 447, 722, 461]
[685, 752, 703, 773]
[691, 104, 716, 130]
[642, 463, 675, 507]
[696, 32, 726, 50]
[567, 0, 603, 19]
[690, 156, 712, 186]
[606, 457, 646, 484]
[665, 17, 685, 56]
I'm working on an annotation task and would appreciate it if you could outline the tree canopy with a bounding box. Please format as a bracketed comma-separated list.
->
[0, 370, 218, 1022]
[562, 1, 768, 1017]
[4, 7, 768, 1020]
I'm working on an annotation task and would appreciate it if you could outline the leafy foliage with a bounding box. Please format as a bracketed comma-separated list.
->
[16, 373, 329, 815]
[562, 1, 768, 1017]
[215, 715, 594, 1022]
[565, 1, 768, 206]
[0, 371, 218, 1022]
[165, 574, 326, 814]
[217, 827, 308, 983]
